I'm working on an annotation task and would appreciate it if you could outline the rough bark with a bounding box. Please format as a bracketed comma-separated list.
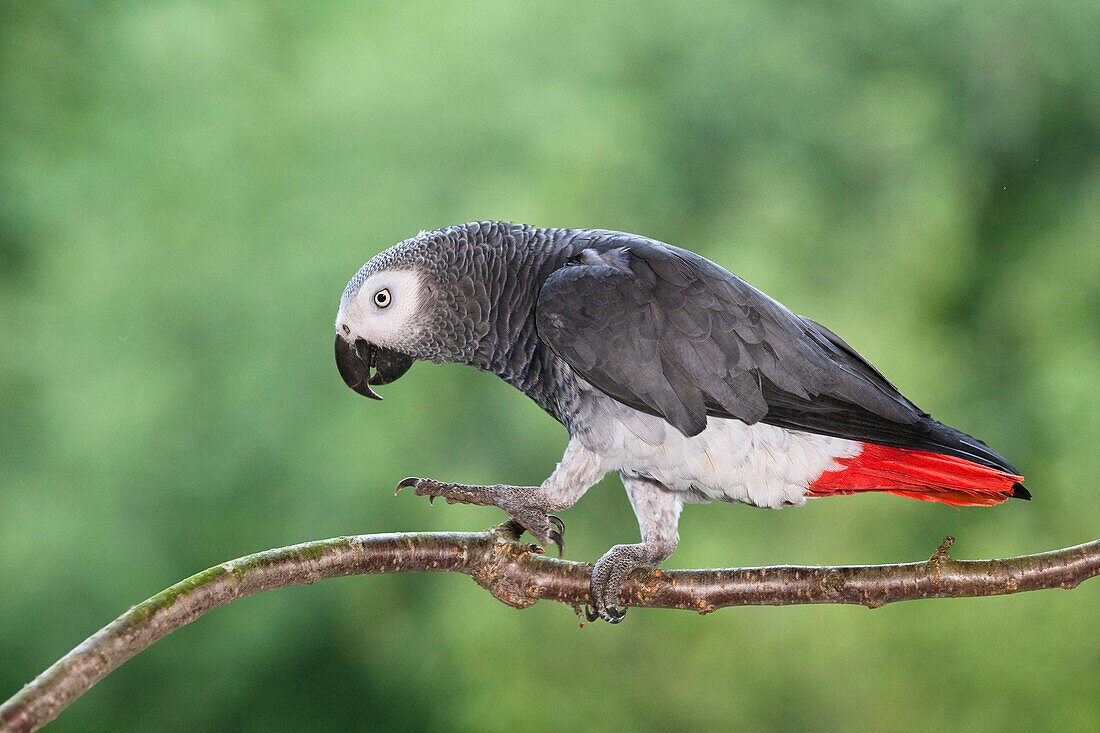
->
[2, 524, 1098, 732]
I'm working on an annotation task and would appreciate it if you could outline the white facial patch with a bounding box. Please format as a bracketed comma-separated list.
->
[335, 269, 426, 352]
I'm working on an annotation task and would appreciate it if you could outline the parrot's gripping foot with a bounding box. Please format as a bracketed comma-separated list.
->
[585, 541, 676, 624]
[395, 477, 565, 557]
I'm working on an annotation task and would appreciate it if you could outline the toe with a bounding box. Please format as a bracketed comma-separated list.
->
[546, 515, 565, 557]
[594, 576, 626, 623]
[505, 508, 564, 556]
[590, 544, 640, 623]
[548, 529, 564, 558]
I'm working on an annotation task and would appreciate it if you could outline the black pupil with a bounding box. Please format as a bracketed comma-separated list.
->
[376, 291, 388, 305]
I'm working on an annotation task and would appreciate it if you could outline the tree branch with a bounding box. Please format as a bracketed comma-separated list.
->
[3, 523, 1098, 732]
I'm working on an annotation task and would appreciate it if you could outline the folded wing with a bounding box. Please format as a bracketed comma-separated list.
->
[535, 233, 1018, 474]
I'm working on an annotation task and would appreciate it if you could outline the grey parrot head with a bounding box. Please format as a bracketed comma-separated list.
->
[334, 226, 500, 399]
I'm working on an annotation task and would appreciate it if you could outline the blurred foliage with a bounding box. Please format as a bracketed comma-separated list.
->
[2, 1, 1099, 730]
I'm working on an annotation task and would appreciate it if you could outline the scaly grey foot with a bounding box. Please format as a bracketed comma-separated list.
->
[395, 477, 565, 556]
[586, 541, 675, 623]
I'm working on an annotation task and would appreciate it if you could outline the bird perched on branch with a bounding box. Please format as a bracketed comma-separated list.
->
[335, 222, 1027, 622]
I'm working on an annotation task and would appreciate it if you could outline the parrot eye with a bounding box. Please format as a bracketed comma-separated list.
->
[373, 288, 392, 308]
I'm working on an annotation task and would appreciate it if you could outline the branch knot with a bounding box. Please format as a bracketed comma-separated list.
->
[467, 525, 542, 609]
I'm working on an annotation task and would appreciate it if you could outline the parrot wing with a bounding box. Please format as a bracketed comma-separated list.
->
[535, 233, 1014, 472]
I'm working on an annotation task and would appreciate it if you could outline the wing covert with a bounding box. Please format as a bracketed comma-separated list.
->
[535, 237, 920, 438]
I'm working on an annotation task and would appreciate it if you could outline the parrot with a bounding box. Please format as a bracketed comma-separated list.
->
[334, 221, 1027, 622]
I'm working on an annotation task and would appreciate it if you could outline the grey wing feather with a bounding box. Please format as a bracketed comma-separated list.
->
[535, 232, 1021, 477]
[534, 235, 921, 438]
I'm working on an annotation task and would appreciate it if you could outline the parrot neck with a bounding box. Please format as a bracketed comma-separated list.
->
[447, 222, 587, 423]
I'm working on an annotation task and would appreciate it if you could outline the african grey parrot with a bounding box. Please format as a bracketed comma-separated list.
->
[334, 222, 1027, 622]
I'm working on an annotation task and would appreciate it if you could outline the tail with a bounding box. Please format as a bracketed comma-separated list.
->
[808, 442, 1028, 507]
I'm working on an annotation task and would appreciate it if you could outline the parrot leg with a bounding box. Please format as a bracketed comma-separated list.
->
[395, 477, 567, 555]
[395, 438, 606, 558]
[588, 474, 682, 623]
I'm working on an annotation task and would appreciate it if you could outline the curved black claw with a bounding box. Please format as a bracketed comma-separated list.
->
[584, 603, 625, 623]
[395, 477, 436, 504]
[394, 477, 419, 495]
[547, 514, 565, 557]
[604, 605, 626, 623]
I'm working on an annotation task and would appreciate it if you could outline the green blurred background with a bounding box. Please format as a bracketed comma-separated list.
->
[2, 2, 1098, 730]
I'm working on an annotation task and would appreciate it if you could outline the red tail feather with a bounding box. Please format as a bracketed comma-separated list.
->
[807, 443, 1024, 507]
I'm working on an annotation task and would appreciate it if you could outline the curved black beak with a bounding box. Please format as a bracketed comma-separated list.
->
[334, 335, 414, 400]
